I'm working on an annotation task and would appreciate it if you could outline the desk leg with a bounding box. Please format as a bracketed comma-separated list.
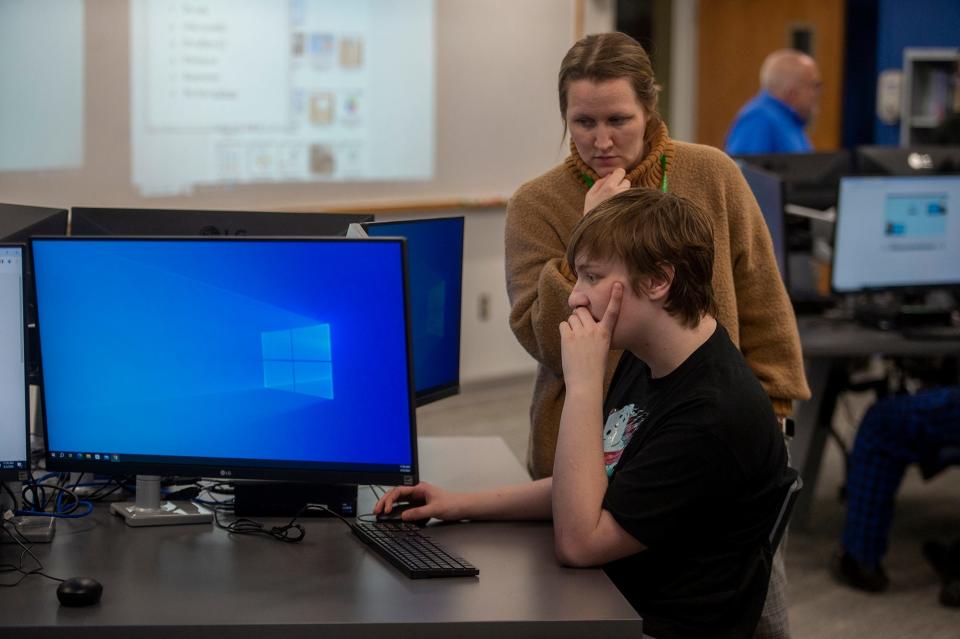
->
[791, 357, 847, 531]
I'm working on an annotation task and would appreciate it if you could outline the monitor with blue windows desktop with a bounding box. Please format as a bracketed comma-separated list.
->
[31, 237, 417, 526]
[358, 217, 464, 406]
[738, 163, 788, 284]
[0, 245, 29, 482]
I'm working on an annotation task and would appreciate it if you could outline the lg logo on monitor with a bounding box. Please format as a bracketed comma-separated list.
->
[198, 226, 248, 236]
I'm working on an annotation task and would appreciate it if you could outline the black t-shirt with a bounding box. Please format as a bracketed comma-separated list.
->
[600, 324, 787, 639]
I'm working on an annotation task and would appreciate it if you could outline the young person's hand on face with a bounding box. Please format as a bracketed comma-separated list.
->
[560, 282, 622, 394]
[583, 168, 631, 215]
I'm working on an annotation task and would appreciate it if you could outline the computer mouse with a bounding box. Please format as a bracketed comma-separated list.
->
[376, 500, 429, 527]
[56, 576, 103, 607]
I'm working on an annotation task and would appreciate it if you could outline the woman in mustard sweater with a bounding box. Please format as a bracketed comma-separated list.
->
[504, 32, 810, 639]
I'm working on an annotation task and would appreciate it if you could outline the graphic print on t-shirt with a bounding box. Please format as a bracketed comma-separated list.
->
[603, 403, 646, 476]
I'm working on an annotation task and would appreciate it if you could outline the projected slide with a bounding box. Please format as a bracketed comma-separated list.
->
[0, 0, 83, 172]
[131, 0, 435, 196]
[832, 176, 960, 292]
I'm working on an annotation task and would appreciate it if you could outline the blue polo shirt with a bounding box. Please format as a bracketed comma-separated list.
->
[724, 91, 812, 155]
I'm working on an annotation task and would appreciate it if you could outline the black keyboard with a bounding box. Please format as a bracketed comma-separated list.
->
[351, 521, 478, 579]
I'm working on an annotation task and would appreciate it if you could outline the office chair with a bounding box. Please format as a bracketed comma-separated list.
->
[770, 467, 803, 553]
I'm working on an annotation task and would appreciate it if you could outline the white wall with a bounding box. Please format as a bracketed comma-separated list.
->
[669, 0, 699, 142]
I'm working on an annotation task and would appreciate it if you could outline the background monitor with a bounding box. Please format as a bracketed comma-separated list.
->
[0, 245, 29, 480]
[361, 217, 463, 406]
[70, 208, 373, 237]
[832, 175, 960, 293]
[854, 145, 960, 176]
[739, 163, 788, 283]
[735, 151, 851, 210]
[32, 237, 416, 523]
[0, 203, 69, 383]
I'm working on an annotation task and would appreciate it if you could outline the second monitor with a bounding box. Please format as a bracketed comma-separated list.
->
[360, 217, 464, 406]
[832, 175, 960, 293]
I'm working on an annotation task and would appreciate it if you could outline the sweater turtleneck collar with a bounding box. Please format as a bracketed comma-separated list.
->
[564, 120, 675, 191]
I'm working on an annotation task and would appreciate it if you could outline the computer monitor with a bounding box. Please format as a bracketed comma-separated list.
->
[0, 245, 29, 481]
[854, 145, 960, 176]
[734, 151, 851, 210]
[0, 203, 69, 383]
[32, 237, 417, 526]
[738, 163, 788, 283]
[360, 217, 463, 406]
[832, 175, 960, 293]
[70, 207, 373, 237]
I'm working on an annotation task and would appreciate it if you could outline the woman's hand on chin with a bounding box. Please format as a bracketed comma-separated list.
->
[584, 168, 630, 215]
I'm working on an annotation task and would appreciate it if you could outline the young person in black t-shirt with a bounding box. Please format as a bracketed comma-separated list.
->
[375, 189, 789, 639]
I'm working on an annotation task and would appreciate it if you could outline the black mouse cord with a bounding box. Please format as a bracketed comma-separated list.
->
[212, 505, 306, 543]
[212, 502, 359, 543]
[0, 524, 64, 588]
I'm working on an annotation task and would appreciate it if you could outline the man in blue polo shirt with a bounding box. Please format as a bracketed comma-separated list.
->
[725, 50, 821, 155]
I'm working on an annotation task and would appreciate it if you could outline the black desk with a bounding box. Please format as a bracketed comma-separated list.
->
[1, 436, 643, 638]
[793, 316, 960, 529]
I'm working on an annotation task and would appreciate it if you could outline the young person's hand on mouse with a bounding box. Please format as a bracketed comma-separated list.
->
[374, 482, 464, 523]
[374, 477, 554, 523]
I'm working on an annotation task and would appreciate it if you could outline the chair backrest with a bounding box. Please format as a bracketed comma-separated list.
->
[769, 467, 803, 552]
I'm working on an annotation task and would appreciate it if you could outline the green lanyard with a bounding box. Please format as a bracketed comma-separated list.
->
[580, 154, 668, 192]
[659, 153, 668, 193]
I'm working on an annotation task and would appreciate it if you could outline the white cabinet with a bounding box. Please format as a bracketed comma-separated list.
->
[900, 47, 959, 146]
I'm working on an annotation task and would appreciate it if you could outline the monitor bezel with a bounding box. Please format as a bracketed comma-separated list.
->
[360, 216, 464, 407]
[854, 145, 960, 177]
[830, 175, 960, 295]
[734, 151, 851, 210]
[0, 243, 30, 481]
[31, 235, 419, 487]
[737, 162, 789, 286]
[0, 203, 70, 385]
[70, 207, 373, 238]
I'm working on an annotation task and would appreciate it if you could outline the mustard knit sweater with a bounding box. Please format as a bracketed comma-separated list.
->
[505, 122, 811, 479]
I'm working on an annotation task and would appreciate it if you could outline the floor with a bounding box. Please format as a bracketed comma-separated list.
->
[417, 374, 960, 639]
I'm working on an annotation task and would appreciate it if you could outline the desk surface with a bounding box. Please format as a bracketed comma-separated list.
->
[1, 436, 642, 638]
[792, 316, 960, 529]
[798, 314, 960, 357]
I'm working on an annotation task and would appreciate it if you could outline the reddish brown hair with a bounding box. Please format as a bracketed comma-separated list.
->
[558, 32, 662, 142]
[566, 189, 716, 327]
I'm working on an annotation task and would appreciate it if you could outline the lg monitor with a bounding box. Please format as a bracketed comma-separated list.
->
[854, 145, 960, 176]
[70, 207, 373, 237]
[359, 217, 463, 406]
[32, 237, 417, 526]
[0, 203, 69, 382]
[832, 175, 960, 293]
[0, 245, 29, 481]
[734, 151, 851, 210]
[738, 163, 788, 283]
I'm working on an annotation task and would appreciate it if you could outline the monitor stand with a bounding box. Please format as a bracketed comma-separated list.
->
[110, 475, 212, 527]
